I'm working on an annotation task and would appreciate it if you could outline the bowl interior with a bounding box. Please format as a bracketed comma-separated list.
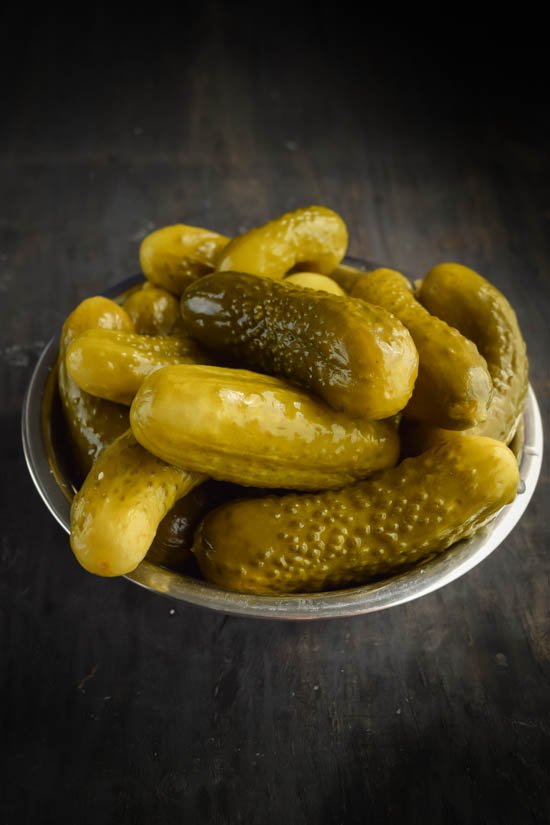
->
[22, 273, 544, 619]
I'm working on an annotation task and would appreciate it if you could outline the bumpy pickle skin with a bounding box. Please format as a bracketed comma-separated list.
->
[130, 364, 400, 490]
[351, 268, 492, 429]
[193, 434, 519, 594]
[122, 282, 181, 335]
[216, 206, 348, 279]
[140, 225, 230, 295]
[418, 263, 529, 443]
[65, 328, 210, 405]
[284, 271, 345, 295]
[57, 297, 134, 475]
[70, 431, 205, 576]
[180, 272, 418, 419]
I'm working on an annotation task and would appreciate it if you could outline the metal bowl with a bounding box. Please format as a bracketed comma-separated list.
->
[21, 272, 544, 619]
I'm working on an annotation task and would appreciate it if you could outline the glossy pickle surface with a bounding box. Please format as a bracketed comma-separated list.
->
[351, 268, 492, 429]
[122, 282, 181, 335]
[418, 263, 528, 443]
[180, 271, 419, 419]
[284, 271, 345, 295]
[57, 297, 134, 475]
[65, 328, 210, 405]
[70, 430, 205, 576]
[130, 364, 400, 490]
[216, 206, 348, 279]
[140, 224, 230, 295]
[194, 434, 519, 594]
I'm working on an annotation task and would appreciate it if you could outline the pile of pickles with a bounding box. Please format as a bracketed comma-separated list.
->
[57, 206, 528, 594]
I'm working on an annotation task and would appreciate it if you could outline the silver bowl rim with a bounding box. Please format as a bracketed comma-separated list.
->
[21, 272, 544, 620]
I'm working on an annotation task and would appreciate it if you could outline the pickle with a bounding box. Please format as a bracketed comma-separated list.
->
[328, 262, 367, 293]
[180, 272, 418, 419]
[351, 268, 492, 429]
[58, 370, 130, 478]
[284, 272, 345, 295]
[70, 430, 205, 576]
[57, 297, 134, 475]
[418, 263, 528, 442]
[61, 296, 135, 349]
[65, 328, 210, 405]
[193, 434, 519, 594]
[130, 364, 400, 490]
[122, 282, 181, 335]
[146, 480, 250, 571]
[145, 485, 210, 570]
[216, 206, 348, 279]
[140, 224, 230, 295]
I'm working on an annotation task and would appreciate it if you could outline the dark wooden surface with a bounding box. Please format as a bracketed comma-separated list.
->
[1, 12, 549, 824]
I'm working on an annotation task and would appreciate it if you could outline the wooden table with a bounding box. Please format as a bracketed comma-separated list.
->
[2, 14, 548, 824]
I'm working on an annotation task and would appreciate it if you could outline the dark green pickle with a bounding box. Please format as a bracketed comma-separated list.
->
[180, 271, 418, 419]
[146, 484, 213, 570]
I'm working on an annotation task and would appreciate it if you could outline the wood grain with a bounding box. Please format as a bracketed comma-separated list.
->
[1, 12, 549, 825]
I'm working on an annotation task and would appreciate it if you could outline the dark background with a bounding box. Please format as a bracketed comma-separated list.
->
[1, 8, 549, 824]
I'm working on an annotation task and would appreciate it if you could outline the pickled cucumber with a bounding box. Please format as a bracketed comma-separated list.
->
[130, 364, 400, 489]
[351, 268, 492, 429]
[216, 206, 348, 279]
[180, 272, 418, 419]
[418, 263, 528, 442]
[146, 480, 251, 571]
[140, 224, 230, 295]
[284, 272, 345, 295]
[328, 262, 367, 293]
[193, 434, 519, 593]
[70, 430, 205, 576]
[145, 485, 211, 571]
[122, 282, 181, 335]
[66, 328, 210, 405]
[57, 297, 134, 475]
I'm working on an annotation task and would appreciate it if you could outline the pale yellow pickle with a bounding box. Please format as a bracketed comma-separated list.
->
[284, 271, 345, 295]
[70, 431, 205, 576]
[140, 224, 230, 295]
[130, 364, 400, 490]
[65, 328, 210, 405]
[216, 206, 348, 279]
